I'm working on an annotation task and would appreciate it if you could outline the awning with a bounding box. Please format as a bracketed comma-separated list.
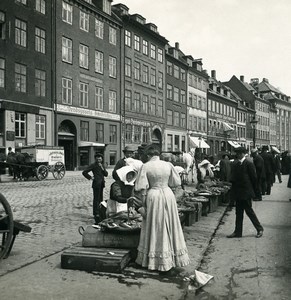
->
[189, 136, 210, 149]
[222, 122, 234, 132]
[78, 142, 105, 147]
[271, 146, 280, 154]
[228, 141, 240, 148]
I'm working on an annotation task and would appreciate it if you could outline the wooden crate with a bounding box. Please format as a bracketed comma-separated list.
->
[61, 246, 133, 274]
[82, 226, 140, 248]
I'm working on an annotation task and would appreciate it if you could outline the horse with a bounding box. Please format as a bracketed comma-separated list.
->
[160, 150, 197, 185]
[6, 152, 34, 180]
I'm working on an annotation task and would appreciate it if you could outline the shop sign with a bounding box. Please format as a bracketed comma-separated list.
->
[56, 104, 121, 121]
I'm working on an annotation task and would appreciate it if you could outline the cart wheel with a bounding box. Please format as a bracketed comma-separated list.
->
[52, 162, 66, 180]
[36, 165, 49, 181]
[0, 193, 14, 260]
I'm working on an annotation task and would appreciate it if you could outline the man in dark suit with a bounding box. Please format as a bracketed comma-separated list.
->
[112, 145, 136, 181]
[227, 147, 264, 238]
[251, 149, 265, 201]
[82, 153, 108, 224]
[260, 145, 276, 195]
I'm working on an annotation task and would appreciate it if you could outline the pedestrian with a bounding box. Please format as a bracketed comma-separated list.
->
[288, 156, 291, 202]
[227, 147, 264, 238]
[82, 153, 108, 224]
[271, 150, 282, 183]
[260, 146, 276, 195]
[219, 153, 232, 182]
[250, 148, 265, 201]
[133, 145, 190, 274]
[7, 147, 15, 176]
[112, 145, 136, 181]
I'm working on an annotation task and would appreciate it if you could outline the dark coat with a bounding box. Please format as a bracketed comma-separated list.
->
[230, 158, 257, 201]
[110, 181, 134, 203]
[219, 158, 232, 182]
[82, 162, 108, 189]
[260, 151, 276, 184]
[112, 158, 126, 181]
[288, 158, 291, 189]
[253, 154, 265, 181]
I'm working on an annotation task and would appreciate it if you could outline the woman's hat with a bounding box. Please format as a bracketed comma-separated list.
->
[123, 145, 136, 153]
[116, 166, 137, 185]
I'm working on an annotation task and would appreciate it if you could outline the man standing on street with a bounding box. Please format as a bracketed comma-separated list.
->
[82, 153, 108, 224]
[251, 148, 265, 201]
[227, 147, 264, 238]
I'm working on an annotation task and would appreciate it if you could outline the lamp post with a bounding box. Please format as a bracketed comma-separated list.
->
[250, 116, 258, 149]
[198, 135, 202, 161]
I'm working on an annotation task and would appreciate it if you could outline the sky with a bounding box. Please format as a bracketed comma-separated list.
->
[117, 0, 291, 96]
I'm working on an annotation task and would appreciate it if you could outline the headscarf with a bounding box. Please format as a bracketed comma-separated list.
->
[124, 157, 143, 173]
[116, 166, 137, 186]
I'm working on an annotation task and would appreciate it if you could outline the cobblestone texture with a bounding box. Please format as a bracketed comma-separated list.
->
[0, 170, 115, 275]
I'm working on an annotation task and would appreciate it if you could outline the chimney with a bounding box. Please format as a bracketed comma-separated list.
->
[240, 75, 244, 82]
[263, 78, 269, 83]
[211, 70, 216, 79]
[175, 42, 179, 50]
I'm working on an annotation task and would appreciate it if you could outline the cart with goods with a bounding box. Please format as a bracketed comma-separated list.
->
[0, 193, 31, 259]
[20, 145, 66, 181]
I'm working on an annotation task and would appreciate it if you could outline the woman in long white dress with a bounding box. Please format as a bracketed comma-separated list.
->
[134, 146, 190, 272]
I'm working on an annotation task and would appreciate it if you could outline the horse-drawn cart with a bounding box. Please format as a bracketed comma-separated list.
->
[0, 146, 66, 181]
[20, 146, 66, 180]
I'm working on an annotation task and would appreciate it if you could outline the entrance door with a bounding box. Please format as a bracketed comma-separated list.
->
[58, 139, 74, 171]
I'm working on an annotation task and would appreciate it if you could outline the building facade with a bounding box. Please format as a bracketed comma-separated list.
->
[0, 0, 53, 154]
[164, 42, 187, 152]
[113, 4, 168, 153]
[55, 0, 122, 170]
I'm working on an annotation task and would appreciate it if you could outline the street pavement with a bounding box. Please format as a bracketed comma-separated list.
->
[0, 170, 289, 299]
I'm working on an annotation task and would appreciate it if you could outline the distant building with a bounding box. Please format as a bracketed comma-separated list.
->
[165, 42, 188, 152]
[225, 76, 270, 149]
[208, 71, 238, 157]
[252, 77, 291, 151]
[113, 4, 168, 152]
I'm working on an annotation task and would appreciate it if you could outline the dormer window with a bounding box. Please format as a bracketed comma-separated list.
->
[103, 0, 111, 15]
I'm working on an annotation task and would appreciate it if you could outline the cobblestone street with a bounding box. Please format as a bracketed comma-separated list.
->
[0, 170, 115, 275]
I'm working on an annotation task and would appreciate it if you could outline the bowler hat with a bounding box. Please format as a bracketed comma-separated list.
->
[234, 146, 247, 154]
[123, 145, 136, 153]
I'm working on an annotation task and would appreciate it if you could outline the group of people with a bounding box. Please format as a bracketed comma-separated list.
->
[81, 144, 291, 273]
[82, 145, 190, 274]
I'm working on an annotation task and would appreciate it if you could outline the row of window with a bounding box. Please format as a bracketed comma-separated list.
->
[208, 99, 235, 117]
[167, 84, 186, 104]
[62, 37, 117, 77]
[62, 1, 115, 42]
[166, 61, 186, 82]
[125, 30, 163, 63]
[13, 112, 45, 139]
[256, 101, 269, 113]
[166, 110, 186, 128]
[15, 0, 46, 14]
[125, 90, 163, 117]
[0, 13, 47, 54]
[62, 77, 117, 112]
[188, 73, 208, 92]
[0, 58, 46, 96]
[188, 92, 206, 110]
[237, 111, 246, 123]
[167, 134, 186, 152]
[188, 115, 207, 132]
[125, 57, 163, 88]
[125, 124, 149, 144]
[80, 121, 117, 144]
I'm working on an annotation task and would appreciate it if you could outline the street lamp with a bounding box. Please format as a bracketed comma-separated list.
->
[250, 116, 258, 149]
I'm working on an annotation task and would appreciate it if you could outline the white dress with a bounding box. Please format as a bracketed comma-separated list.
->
[134, 156, 190, 271]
